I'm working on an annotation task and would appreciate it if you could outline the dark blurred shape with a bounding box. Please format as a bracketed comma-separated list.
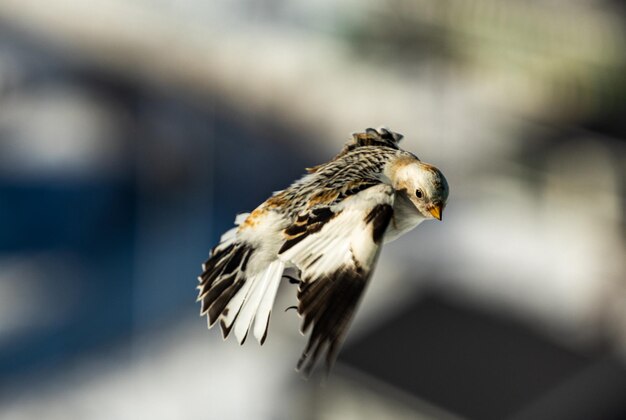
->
[340, 291, 626, 420]
[510, 358, 626, 420]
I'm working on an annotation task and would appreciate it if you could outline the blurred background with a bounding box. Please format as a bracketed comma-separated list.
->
[0, 1, 625, 419]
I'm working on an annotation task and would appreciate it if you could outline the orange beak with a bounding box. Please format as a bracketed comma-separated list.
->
[429, 204, 443, 221]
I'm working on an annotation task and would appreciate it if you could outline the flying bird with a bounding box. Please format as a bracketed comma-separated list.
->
[197, 127, 449, 375]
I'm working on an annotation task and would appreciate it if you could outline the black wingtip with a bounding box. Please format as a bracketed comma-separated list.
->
[219, 319, 233, 339]
[260, 312, 271, 346]
[239, 329, 249, 345]
[208, 311, 219, 327]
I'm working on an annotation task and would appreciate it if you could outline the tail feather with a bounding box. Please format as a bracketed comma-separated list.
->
[197, 246, 234, 303]
[208, 277, 245, 326]
[233, 261, 282, 344]
[198, 242, 253, 325]
[219, 277, 255, 338]
[198, 214, 285, 345]
[253, 260, 284, 344]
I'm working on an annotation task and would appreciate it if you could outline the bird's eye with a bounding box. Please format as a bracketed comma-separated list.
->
[415, 189, 423, 199]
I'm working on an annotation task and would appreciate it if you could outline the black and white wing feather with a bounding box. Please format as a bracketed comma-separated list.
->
[307, 127, 403, 174]
[278, 183, 395, 375]
[337, 127, 403, 157]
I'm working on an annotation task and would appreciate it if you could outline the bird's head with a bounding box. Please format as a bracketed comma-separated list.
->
[389, 158, 449, 220]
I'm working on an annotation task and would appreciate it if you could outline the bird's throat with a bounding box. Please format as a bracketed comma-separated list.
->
[384, 192, 425, 243]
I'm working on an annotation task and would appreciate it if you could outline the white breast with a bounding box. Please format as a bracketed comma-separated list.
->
[384, 192, 425, 243]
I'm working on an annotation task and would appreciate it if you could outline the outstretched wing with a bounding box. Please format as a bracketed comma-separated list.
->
[278, 183, 395, 375]
[307, 127, 403, 173]
[345, 127, 403, 151]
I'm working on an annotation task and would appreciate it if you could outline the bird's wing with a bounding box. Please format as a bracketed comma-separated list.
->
[349, 127, 403, 149]
[278, 183, 395, 375]
[307, 127, 403, 173]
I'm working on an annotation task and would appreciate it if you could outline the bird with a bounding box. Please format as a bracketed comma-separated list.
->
[197, 127, 449, 375]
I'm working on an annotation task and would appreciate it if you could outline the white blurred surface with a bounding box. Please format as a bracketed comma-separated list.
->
[1, 321, 299, 420]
